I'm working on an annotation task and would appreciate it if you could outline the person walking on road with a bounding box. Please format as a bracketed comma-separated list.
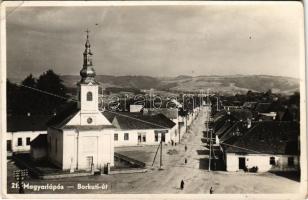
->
[180, 180, 185, 190]
[185, 145, 187, 152]
[210, 187, 214, 194]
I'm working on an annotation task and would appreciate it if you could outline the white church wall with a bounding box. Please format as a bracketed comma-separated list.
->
[66, 111, 112, 126]
[80, 84, 99, 112]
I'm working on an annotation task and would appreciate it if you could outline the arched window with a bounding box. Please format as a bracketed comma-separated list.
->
[87, 92, 93, 101]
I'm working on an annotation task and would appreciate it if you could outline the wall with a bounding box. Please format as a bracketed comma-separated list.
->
[226, 153, 299, 172]
[114, 129, 171, 147]
[47, 128, 63, 168]
[7, 131, 47, 153]
[31, 147, 47, 160]
[62, 129, 114, 170]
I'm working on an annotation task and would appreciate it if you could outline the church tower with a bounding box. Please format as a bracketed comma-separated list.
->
[77, 30, 101, 125]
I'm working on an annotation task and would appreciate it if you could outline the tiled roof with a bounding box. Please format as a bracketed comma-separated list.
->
[214, 121, 233, 136]
[7, 115, 53, 132]
[143, 108, 178, 119]
[224, 121, 299, 155]
[102, 111, 176, 130]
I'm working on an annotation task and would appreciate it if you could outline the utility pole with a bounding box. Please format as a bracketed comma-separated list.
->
[160, 137, 163, 170]
[216, 96, 219, 112]
[209, 128, 212, 172]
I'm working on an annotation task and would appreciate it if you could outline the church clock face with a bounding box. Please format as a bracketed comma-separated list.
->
[87, 117, 93, 124]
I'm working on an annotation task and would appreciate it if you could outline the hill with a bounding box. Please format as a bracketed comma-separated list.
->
[61, 74, 299, 95]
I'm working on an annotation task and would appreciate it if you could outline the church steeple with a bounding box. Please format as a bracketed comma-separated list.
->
[79, 29, 98, 84]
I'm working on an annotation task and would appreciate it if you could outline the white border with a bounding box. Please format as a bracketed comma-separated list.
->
[0, 1, 307, 199]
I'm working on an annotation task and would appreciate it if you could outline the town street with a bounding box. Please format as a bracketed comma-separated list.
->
[7, 108, 300, 194]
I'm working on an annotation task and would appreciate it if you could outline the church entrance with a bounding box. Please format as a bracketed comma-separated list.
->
[86, 156, 93, 171]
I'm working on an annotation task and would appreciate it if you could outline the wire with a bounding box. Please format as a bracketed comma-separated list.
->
[15, 83, 77, 102]
[220, 142, 262, 154]
[12, 81, 265, 155]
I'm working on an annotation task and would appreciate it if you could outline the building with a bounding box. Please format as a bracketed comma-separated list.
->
[103, 111, 176, 146]
[143, 108, 179, 142]
[6, 114, 52, 154]
[43, 31, 115, 171]
[222, 121, 299, 172]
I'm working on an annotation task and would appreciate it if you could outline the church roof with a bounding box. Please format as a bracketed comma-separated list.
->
[63, 125, 115, 130]
[102, 111, 176, 130]
[47, 102, 80, 129]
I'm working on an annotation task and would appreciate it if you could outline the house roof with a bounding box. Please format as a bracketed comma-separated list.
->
[214, 121, 233, 136]
[7, 115, 53, 132]
[102, 111, 176, 130]
[143, 108, 178, 119]
[30, 134, 47, 148]
[229, 109, 253, 121]
[47, 102, 80, 129]
[255, 103, 272, 113]
[63, 125, 115, 130]
[242, 102, 258, 110]
[224, 121, 299, 155]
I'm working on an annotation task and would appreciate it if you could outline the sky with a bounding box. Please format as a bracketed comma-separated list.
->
[6, 2, 304, 80]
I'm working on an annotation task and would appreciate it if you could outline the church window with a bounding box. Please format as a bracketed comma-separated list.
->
[124, 133, 129, 141]
[87, 92, 93, 101]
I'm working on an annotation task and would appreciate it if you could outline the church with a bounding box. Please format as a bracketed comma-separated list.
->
[46, 31, 115, 171]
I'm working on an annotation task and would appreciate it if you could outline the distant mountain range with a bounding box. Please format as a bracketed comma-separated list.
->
[61, 75, 299, 95]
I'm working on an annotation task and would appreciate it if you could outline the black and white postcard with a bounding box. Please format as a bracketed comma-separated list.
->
[0, 1, 307, 199]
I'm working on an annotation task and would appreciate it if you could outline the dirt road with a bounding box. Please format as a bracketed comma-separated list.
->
[6, 109, 300, 194]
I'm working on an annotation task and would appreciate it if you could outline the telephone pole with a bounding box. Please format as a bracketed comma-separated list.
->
[208, 128, 212, 172]
[160, 138, 163, 170]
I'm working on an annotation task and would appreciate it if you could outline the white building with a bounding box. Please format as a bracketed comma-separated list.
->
[221, 121, 299, 172]
[44, 32, 115, 171]
[103, 112, 176, 147]
[6, 114, 51, 154]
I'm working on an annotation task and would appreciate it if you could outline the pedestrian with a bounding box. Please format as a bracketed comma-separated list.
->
[171, 140, 174, 146]
[184, 158, 187, 164]
[210, 187, 213, 194]
[185, 145, 187, 152]
[180, 180, 184, 190]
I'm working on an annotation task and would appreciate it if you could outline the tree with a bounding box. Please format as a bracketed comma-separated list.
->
[22, 74, 36, 88]
[36, 70, 67, 114]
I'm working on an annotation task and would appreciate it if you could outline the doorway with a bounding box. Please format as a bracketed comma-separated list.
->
[7, 140, 12, 151]
[239, 157, 246, 170]
[86, 156, 93, 171]
[138, 133, 141, 144]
